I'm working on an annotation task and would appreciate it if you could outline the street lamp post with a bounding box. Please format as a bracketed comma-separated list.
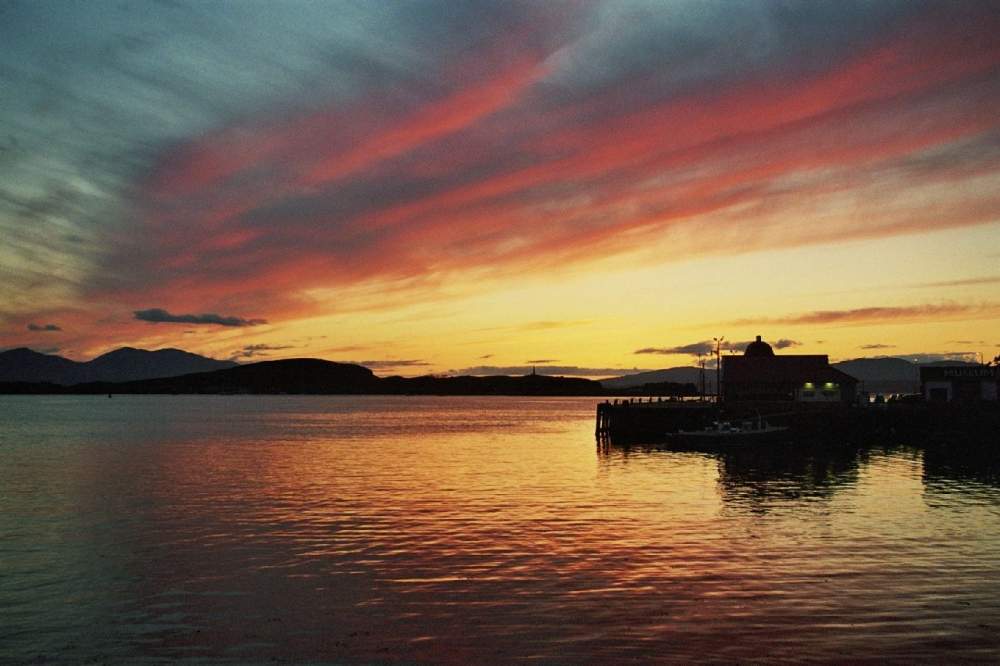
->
[713, 336, 725, 403]
[698, 353, 706, 401]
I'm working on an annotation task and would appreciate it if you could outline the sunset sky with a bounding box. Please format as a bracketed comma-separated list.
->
[1, 0, 998, 376]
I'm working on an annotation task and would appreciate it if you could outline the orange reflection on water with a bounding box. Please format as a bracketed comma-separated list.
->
[3, 395, 999, 663]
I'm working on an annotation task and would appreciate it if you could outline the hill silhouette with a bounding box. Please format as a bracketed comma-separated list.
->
[0, 348, 80, 384]
[0, 357, 612, 396]
[76, 358, 380, 394]
[601, 367, 715, 392]
[830, 357, 977, 394]
[379, 372, 604, 396]
[0, 347, 235, 384]
[5, 348, 952, 396]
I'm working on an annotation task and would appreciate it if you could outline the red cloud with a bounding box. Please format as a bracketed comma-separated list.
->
[303, 56, 548, 186]
[88, 2, 1000, 330]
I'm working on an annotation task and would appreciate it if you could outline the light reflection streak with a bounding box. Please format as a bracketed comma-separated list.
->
[0, 396, 998, 663]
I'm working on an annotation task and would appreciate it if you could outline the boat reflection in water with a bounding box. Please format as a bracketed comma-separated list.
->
[922, 440, 1000, 488]
[599, 437, 862, 508]
[713, 442, 865, 512]
[598, 435, 999, 513]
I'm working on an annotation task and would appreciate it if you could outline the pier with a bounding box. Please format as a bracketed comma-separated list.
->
[596, 399, 1000, 446]
[597, 335, 999, 447]
[595, 398, 717, 440]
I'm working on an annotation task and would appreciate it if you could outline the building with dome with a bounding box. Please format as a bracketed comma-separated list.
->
[721, 335, 858, 403]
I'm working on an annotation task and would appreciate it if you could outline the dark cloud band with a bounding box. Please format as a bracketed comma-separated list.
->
[635, 339, 800, 356]
[134, 308, 266, 327]
[451, 365, 650, 377]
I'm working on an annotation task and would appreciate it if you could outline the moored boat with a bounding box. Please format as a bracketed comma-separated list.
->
[665, 418, 791, 448]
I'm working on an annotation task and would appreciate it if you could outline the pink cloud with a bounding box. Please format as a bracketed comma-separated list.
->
[69, 1, 1000, 340]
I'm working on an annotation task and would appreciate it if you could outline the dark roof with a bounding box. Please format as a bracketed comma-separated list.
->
[723, 355, 857, 385]
[814, 366, 860, 384]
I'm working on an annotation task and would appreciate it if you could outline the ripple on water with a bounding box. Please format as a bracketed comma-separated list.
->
[1, 395, 999, 663]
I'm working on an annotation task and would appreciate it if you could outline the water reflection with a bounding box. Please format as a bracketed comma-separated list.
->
[600, 438, 1000, 513]
[715, 443, 863, 513]
[599, 439, 865, 507]
[3, 396, 1000, 663]
[922, 442, 1000, 488]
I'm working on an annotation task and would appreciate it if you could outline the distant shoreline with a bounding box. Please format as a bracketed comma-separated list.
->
[0, 385, 624, 400]
[0, 357, 696, 398]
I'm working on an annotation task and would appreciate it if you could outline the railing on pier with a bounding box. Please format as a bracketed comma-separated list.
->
[595, 398, 717, 441]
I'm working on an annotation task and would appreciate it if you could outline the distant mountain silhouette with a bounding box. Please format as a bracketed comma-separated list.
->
[379, 372, 604, 396]
[831, 357, 918, 383]
[601, 367, 716, 392]
[81, 358, 380, 394]
[2, 349, 979, 397]
[0, 358, 608, 396]
[0, 347, 236, 384]
[832, 357, 977, 394]
[0, 347, 80, 384]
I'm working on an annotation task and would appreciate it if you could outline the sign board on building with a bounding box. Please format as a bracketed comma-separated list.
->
[920, 366, 994, 381]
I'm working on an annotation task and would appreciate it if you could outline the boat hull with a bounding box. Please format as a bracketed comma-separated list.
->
[663, 428, 792, 449]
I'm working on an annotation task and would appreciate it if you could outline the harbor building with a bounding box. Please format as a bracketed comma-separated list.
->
[721, 336, 858, 403]
[920, 365, 998, 402]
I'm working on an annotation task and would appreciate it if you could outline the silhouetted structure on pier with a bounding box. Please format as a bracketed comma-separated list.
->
[722, 336, 858, 403]
[595, 336, 999, 445]
[921, 365, 998, 402]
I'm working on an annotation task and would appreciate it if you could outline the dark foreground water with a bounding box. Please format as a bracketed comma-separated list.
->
[1, 396, 998, 664]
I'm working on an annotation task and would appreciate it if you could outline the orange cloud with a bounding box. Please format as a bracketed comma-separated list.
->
[726, 303, 1000, 327]
[916, 276, 1000, 288]
[68, 1, 1000, 345]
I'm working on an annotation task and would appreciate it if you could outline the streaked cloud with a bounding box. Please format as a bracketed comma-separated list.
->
[134, 308, 266, 327]
[351, 359, 431, 371]
[0, 1, 998, 362]
[916, 275, 1000, 288]
[477, 320, 593, 333]
[321, 344, 370, 354]
[901, 352, 980, 364]
[726, 303, 1000, 327]
[33, 346, 61, 355]
[635, 342, 716, 356]
[26, 323, 61, 332]
[860, 343, 896, 350]
[230, 343, 293, 360]
[635, 338, 800, 356]
[451, 365, 651, 377]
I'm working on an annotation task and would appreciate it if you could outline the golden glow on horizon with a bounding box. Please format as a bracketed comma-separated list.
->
[52, 222, 996, 376]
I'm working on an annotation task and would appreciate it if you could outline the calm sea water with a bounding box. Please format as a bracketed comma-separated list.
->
[1, 395, 998, 664]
